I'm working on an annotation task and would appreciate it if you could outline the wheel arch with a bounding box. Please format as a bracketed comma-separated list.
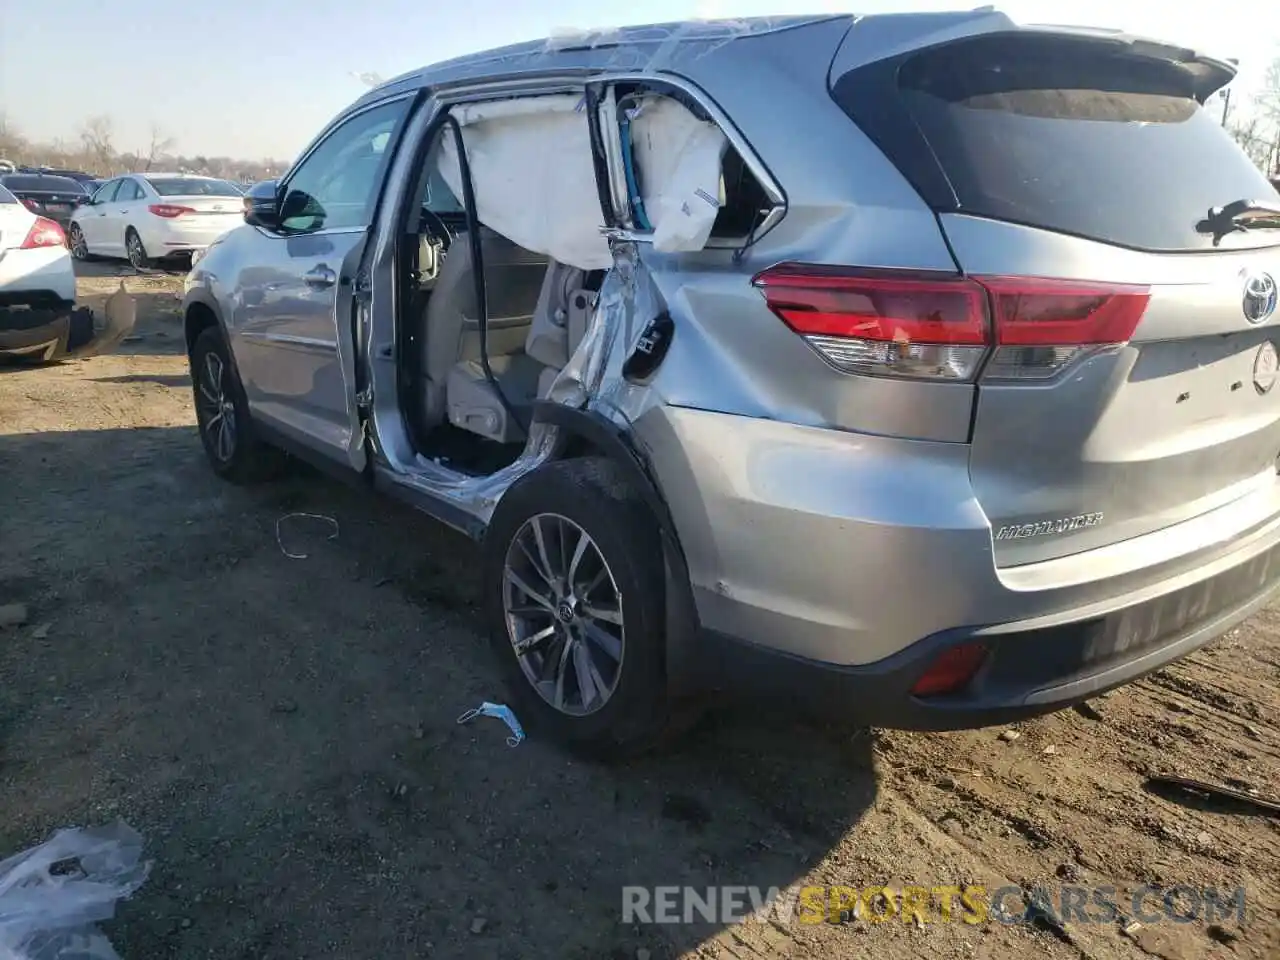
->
[183, 294, 249, 392]
[528, 401, 703, 697]
[183, 296, 221, 356]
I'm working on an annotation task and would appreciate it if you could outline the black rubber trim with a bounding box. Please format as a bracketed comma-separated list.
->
[372, 468, 486, 540]
[442, 112, 528, 438]
[701, 549, 1280, 731]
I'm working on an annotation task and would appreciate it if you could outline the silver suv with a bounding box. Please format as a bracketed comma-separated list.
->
[183, 11, 1280, 756]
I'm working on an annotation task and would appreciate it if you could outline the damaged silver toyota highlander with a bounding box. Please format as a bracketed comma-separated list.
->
[182, 11, 1280, 756]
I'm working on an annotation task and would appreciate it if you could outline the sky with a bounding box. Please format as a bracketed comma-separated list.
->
[1, 0, 1276, 162]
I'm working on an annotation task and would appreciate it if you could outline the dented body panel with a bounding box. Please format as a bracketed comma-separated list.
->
[183, 12, 1280, 726]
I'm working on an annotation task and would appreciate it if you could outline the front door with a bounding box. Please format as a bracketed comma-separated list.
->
[80, 178, 121, 251]
[228, 96, 413, 470]
[110, 178, 146, 255]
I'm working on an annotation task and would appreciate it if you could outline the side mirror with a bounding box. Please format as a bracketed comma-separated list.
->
[243, 179, 282, 229]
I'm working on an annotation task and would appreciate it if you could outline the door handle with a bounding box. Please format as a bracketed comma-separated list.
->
[304, 265, 337, 289]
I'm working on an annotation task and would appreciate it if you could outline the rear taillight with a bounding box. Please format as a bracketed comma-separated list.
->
[752, 264, 989, 380]
[978, 277, 1151, 381]
[752, 264, 1151, 382]
[20, 217, 66, 249]
[148, 204, 194, 218]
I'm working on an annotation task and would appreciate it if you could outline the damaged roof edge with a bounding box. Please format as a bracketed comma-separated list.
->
[354, 15, 850, 108]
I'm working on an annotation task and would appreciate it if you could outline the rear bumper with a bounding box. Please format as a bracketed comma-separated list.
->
[0, 247, 77, 303]
[140, 219, 236, 257]
[0, 301, 83, 360]
[702, 538, 1280, 729]
[638, 406, 1280, 727]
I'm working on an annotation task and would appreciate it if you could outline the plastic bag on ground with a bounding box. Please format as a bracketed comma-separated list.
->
[0, 822, 151, 960]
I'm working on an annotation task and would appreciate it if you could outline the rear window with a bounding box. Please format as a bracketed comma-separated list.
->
[832, 34, 1280, 252]
[0, 184, 16, 204]
[0, 174, 87, 194]
[147, 177, 242, 198]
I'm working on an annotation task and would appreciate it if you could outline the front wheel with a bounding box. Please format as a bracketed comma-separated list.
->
[190, 327, 285, 483]
[482, 457, 675, 759]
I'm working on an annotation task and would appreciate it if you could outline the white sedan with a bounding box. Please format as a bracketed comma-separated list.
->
[0, 183, 136, 361]
[0, 181, 80, 359]
[69, 173, 245, 269]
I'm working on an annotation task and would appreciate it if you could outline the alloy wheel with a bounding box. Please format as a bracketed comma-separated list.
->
[69, 225, 88, 260]
[127, 232, 146, 269]
[502, 512, 625, 717]
[195, 350, 237, 463]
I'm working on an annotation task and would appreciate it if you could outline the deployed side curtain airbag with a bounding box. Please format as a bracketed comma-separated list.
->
[628, 97, 727, 253]
[436, 95, 614, 271]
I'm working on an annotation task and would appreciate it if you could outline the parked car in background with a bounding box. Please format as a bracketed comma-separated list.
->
[183, 11, 1280, 756]
[69, 173, 246, 268]
[0, 173, 89, 228]
[16, 166, 99, 189]
[0, 182, 135, 361]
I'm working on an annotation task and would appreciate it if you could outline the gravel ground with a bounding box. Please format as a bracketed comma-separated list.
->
[0, 263, 1276, 960]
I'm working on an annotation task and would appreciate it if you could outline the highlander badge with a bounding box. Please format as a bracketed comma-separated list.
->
[995, 513, 1104, 541]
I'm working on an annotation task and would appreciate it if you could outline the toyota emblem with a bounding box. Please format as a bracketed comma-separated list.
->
[1243, 271, 1278, 325]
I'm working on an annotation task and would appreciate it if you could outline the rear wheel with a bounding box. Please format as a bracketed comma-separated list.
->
[190, 327, 285, 483]
[125, 228, 151, 270]
[68, 223, 93, 261]
[482, 457, 676, 759]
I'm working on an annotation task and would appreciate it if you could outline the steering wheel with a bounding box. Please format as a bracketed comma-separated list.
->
[418, 207, 454, 249]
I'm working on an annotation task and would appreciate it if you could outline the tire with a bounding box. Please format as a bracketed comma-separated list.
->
[189, 327, 285, 483]
[481, 456, 676, 760]
[68, 223, 94, 261]
[125, 227, 151, 270]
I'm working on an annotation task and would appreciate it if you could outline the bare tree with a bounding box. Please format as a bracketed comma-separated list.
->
[1229, 114, 1274, 170]
[1225, 54, 1280, 176]
[0, 113, 31, 166]
[142, 124, 176, 172]
[0, 113, 282, 181]
[1263, 58, 1280, 175]
[79, 115, 116, 174]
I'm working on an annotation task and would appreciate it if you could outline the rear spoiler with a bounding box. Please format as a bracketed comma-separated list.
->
[831, 12, 1237, 104]
[1021, 24, 1237, 102]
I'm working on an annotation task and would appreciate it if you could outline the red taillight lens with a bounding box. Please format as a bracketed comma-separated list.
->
[752, 264, 990, 380]
[981, 278, 1151, 346]
[977, 277, 1151, 381]
[910, 643, 987, 697]
[752, 263, 1151, 382]
[20, 217, 66, 249]
[148, 204, 194, 218]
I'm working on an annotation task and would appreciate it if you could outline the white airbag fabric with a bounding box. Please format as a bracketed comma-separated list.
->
[629, 97, 727, 253]
[437, 95, 613, 271]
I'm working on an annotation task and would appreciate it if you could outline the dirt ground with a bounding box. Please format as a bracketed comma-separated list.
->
[0, 262, 1277, 960]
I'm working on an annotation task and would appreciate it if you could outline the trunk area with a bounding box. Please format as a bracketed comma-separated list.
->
[954, 222, 1280, 568]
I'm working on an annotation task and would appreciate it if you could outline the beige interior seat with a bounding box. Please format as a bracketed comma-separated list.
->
[420, 227, 548, 441]
[524, 260, 600, 397]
